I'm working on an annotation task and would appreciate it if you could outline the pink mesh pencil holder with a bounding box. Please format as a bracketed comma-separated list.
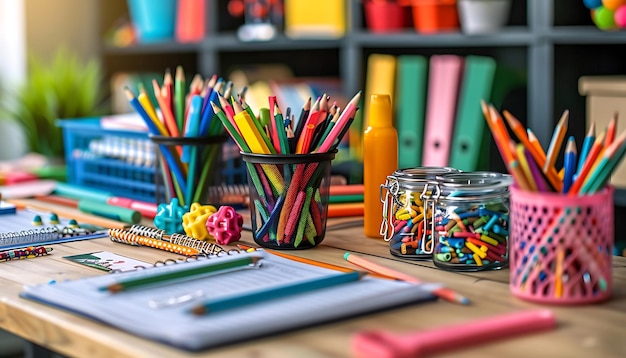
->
[509, 185, 614, 304]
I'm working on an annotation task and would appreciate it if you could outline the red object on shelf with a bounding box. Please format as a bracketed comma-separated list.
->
[363, 0, 410, 33]
[407, 0, 459, 34]
[176, 0, 206, 43]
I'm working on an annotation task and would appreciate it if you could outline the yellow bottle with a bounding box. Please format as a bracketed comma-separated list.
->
[363, 94, 398, 238]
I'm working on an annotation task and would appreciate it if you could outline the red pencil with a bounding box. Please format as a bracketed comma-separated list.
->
[604, 112, 618, 147]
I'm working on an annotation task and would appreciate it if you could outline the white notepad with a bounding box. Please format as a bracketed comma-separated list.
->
[20, 251, 436, 351]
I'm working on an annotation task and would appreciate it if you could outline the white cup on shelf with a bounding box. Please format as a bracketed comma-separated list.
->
[458, 0, 512, 35]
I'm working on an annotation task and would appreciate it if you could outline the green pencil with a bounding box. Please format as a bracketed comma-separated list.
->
[174, 65, 186, 132]
[584, 133, 626, 194]
[101, 255, 261, 293]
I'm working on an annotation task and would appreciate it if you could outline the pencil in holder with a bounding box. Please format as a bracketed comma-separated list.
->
[150, 135, 228, 207]
[240, 151, 336, 249]
[509, 185, 614, 304]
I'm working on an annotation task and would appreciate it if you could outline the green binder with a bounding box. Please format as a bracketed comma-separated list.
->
[396, 55, 428, 168]
[448, 55, 497, 171]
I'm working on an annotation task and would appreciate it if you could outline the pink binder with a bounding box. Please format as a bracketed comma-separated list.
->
[422, 55, 464, 166]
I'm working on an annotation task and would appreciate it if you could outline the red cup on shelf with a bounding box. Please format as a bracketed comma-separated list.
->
[364, 0, 411, 33]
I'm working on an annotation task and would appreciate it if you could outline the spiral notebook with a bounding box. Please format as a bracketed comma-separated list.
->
[20, 250, 436, 351]
[0, 208, 108, 251]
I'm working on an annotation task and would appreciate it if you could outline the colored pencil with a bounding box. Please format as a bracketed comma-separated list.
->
[585, 133, 626, 194]
[293, 96, 312, 140]
[483, 103, 531, 191]
[174, 65, 186, 132]
[604, 112, 618, 147]
[543, 110, 569, 174]
[580, 130, 626, 194]
[211, 102, 249, 152]
[152, 79, 180, 137]
[503, 110, 546, 163]
[101, 255, 261, 293]
[162, 68, 174, 114]
[562, 136, 577, 193]
[316, 91, 361, 153]
[515, 144, 537, 191]
[268, 95, 281, 151]
[523, 146, 551, 192]
[343, 251, 470, 305]
[568, 130, 606, 195]
[527, 128, 547, 160]
[273, 101, 290, 154]
[190, 271, 364, 315]
[576, 122, 595, 177]
[137, 90, 168, 136]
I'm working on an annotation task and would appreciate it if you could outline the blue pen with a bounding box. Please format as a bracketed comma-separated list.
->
[562, 136, 577, 193]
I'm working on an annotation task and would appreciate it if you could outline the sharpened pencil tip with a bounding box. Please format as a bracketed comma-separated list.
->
[107, 283, 124, 293]
[191, 306, 207, 316]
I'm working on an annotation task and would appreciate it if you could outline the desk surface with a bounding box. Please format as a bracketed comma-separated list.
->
[1, 202, 626, 358]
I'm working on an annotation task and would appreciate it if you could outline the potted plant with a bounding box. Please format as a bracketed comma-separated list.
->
[0, 48, 107, 159]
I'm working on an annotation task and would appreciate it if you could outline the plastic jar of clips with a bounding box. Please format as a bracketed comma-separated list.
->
[432, 172, 513, 271]
[380, 167, 461, 260]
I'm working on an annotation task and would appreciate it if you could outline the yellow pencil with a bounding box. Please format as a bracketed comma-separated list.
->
[137, 92, 169, 136]
[516, 143, 537, 191]
[235, 111, 271, 155]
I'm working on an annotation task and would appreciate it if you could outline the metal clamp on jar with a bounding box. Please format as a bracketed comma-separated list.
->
[380, 167, 460, 260]
[432, 172, 513, 271]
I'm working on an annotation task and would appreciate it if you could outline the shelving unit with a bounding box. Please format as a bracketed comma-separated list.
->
[98, 0, 626, 202]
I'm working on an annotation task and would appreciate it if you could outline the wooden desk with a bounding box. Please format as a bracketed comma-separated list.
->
[1, 207, 626, 357]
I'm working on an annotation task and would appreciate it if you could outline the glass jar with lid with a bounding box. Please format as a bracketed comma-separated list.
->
[380, 167, 461, 260]
[432, 172, 513, 271]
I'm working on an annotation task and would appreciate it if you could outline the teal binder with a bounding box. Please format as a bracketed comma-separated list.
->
[449, 55, 497, 171]
[396, 55, 428, 168]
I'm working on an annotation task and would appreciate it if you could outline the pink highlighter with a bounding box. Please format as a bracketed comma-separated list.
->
[352, 309, 556, 358]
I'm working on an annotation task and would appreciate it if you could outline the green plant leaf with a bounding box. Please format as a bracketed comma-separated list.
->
[0, 48, 106, 157]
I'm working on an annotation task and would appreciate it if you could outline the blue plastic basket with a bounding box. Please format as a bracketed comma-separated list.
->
[59, 118, 159, 202]
[58, 118, 248, 204]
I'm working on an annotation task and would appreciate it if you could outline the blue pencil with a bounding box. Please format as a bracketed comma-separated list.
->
[183, 95, 204, 205]
[190, 271, 364, 315]
[562, 136, 577, 193]
[198, 79, 223, 136]
[125, 87, 187, 197]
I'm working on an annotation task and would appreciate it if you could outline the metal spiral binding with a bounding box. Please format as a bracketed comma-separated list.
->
[126, 225, 226, 255]
[167, 233, 225, 255]
[0, 227, 59, 246]
[126, 225, 165, 240]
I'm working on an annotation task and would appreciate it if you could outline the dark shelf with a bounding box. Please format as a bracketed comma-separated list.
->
[211, 33, 344, 51]
[547, 27, 626, 44]
[352, 27, 534, 47]
[102, 42, 201, 55]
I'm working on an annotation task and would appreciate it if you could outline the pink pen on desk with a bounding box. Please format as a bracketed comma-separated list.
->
[352, 309, 556, 358]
